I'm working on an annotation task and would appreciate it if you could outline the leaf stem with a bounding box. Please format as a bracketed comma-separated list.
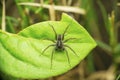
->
[18, 2, 86, 14]
[1, 0, 6, 31]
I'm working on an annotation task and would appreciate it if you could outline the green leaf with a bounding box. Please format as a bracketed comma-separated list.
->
[114, 43, 120, 63]
[0, 13, 97, 79]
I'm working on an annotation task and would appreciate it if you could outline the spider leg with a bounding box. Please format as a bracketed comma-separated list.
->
[43, 39, 56, 43]
[41, 44, 55, 55]
[49, 39, 56, 43]
[50, 48, 55, 69]
[64, 45, 79, 57]
[48, 23, 57, 40]
[64, 48, 71, 67]
[62, 20, 73, 40]
[63, 38, 77, 43]
[62, 23, 71, 40]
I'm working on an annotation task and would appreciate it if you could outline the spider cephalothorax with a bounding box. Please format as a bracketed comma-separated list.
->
[41, 22, 78, 69]
[55, 34, 64, 51]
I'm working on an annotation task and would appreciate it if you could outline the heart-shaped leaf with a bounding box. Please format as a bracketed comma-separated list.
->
[0, 13, 97, 79]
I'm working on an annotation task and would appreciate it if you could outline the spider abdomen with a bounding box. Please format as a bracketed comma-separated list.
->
[55, 40, 64, 51]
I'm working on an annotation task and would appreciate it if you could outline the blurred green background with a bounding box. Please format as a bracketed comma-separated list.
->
[0, 0, 120, 80]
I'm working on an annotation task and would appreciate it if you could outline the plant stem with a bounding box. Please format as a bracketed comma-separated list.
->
[1, 0, 6, 31]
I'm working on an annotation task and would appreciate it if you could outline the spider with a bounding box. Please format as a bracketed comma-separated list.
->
[41, 22, 78, 69]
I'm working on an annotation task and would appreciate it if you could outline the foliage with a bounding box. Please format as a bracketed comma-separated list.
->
[0, 0, 120, 80]
[0, 13, 96, 79]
